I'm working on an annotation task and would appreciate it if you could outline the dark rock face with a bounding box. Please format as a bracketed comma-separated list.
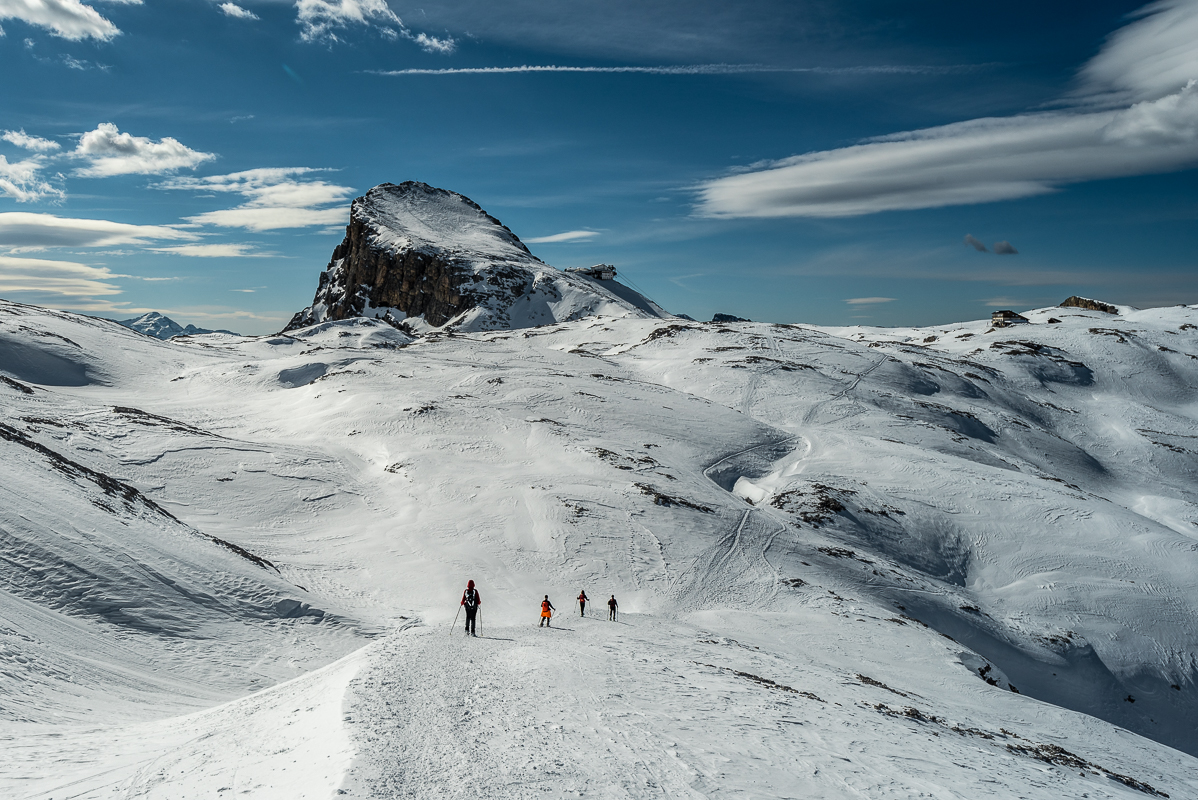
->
[1060, 296, 1118, 314]
[712, 313, 751, 323]
[286, 183, 518, 331]
[282, 180, 675, 335]
[289, 216, 476, 330]
[285, 181, 670, 334]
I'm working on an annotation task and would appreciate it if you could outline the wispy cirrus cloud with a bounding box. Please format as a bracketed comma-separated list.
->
[150, 243, 267, 257]
[845, 296, 895, 305]
[0, 254, 126, 299]
[72, 123, 216, 177]
[695, 0, 1198, 219]
[159, 167, 353, 231]
[0, 212, 196, 248]
[0, 0, 127, 41]
[525, 230, 599, 244]
[370, 63, 978, 77]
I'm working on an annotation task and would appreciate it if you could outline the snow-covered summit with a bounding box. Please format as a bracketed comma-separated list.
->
[357, 180, 534, 262]
[284, 181, 670, 333]
[119, 311, 238, 339]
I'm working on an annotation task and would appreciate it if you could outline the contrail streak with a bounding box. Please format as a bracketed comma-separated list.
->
[368, 63, 984, 77]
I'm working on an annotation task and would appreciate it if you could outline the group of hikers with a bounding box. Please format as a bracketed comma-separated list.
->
[458, 580, 617, 636]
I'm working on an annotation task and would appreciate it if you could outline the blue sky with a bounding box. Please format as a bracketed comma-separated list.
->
[1, 0, 1196, 333]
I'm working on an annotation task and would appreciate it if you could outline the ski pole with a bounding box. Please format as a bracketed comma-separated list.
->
[450, 604, 461, 635]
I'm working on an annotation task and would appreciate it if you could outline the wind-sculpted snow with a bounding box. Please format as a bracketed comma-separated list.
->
[3, 297, 1198, 797]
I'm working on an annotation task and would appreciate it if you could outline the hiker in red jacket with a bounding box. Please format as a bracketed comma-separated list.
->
[608, 595, 618, 621]
[461, 580, 480, 636]
[577, 589, 588, 616]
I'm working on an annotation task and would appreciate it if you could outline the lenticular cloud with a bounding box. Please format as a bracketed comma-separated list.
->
[695, 0, 1198, 218]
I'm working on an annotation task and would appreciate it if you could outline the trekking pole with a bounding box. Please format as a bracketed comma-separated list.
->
[450, 604, 461, 635]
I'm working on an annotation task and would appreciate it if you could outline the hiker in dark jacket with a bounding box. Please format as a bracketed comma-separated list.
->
[461, 580, 481, 636]
[608, 595, 618, 621]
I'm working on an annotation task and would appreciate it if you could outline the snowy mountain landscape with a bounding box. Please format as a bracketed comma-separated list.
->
[117, 312, 239, 340]
[3, 185, 1198, 799]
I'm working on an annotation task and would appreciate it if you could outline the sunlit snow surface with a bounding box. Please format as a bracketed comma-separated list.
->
[3, 299, 1198, 798]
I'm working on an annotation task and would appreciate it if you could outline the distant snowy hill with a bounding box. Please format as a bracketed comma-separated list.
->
[4, 292, 1198, 798]
[118, 311, 239, 339]
[285, 181, 671, 333]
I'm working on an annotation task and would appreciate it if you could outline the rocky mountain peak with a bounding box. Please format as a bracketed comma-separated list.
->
[284, 181, 668, 333]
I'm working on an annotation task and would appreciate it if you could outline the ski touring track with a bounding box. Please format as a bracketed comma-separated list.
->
[674, 353, 893, 613]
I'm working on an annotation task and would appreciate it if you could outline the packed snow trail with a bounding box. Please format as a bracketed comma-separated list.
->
[340, 614, 1193, 799]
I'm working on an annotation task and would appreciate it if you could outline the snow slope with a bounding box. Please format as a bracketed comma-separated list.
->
[3, 298, 1198, 798]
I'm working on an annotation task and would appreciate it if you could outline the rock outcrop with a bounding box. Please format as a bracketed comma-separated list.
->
[285, 182, 668, 333]
[1060, 296, 1118, 314]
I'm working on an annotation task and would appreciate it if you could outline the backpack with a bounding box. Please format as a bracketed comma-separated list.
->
[464, 588, 478, 609]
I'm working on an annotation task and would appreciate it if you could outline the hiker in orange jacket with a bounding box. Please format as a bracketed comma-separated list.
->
[540, 595, 555, 627]
[578, 589, 588, 616]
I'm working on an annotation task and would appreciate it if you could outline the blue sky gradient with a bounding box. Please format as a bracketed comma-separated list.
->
[1, 0, 1195, 333]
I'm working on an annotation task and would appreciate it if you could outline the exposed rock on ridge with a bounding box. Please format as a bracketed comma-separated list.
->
[285, 181, 668, 333]
[1060, 296, 1118, 315]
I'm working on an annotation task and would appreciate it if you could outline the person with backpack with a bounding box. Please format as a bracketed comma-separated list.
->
[577, 589, 588, 616]
[461, 580, 481, 636]
[540, 595, 555, 627]
[608, 595, 618, 621]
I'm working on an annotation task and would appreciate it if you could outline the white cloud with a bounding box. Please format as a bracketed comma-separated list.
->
[219, 2, 258, 20]
[0, 254, 124, 298]
[160, 167, 354, 231]
[525, 230, 599, 244]
[2, 129, 60, 152]
[845, 296, 895, 305]
[964, 234, 988, 252]
[150, 243, 265, 257]
[371, 63, 968, 77]
[0, 212, 197, 248]
[0, 154, 63, 202]
[1076, 0, 1198, 106]
[0, 0, 122, 41]
[993, 240, 1018, 255]
[412, 32, 455, 54]
[295, 0, 403, 42]
[695, 0, 1198, 218]
[72, 123, 216, 177]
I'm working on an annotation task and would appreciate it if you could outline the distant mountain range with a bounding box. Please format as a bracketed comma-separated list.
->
[118, 312, 239, 339]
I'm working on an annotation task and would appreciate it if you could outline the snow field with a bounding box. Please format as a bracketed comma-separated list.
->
[4, 298, 1198, 796]
[4, 646, 367, 799]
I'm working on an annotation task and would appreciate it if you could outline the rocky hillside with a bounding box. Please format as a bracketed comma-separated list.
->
[285, 182, 668, 333]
